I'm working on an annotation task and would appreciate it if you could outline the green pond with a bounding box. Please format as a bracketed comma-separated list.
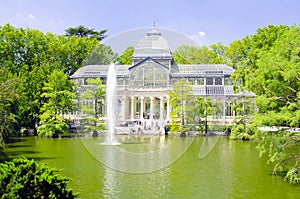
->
[2, 135, 300, 198]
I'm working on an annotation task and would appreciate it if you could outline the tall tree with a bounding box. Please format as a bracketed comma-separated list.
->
[209, 42, 228, 64]
[0, 24, 100, 132]
[173, 45, 214, 64]
[231, 24, 300, 184]
[169, 79, 193, 132]
[37, 70, 75, 137]
[0, 68, 19, 145]
[79, 78, 106, 134]
[118, 46, 134, 65]
[82, 44, 117, 65]
[188, 96, 213, 133]
[65, 25, 107, 41]
[47, 34, 99, 75]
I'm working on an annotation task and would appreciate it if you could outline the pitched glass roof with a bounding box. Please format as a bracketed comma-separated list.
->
[176, 64, 234, 75]
[70, 65, 130, 78]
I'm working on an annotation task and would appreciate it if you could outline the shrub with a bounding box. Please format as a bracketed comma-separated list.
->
[0, 157, 77, 198]
[165, 124, 171, 132]
[284, 167, 300, 184]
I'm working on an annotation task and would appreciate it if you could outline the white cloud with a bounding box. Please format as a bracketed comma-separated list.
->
[28, 14, 34, 19]
[198, 31, 206, 36]
[189, 31, 207, 40]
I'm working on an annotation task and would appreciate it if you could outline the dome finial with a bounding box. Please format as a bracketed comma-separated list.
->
[153, 20, 156, 29]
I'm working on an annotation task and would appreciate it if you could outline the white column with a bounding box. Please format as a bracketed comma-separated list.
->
[223, 98, 226, 124]
[150, 96, 154, 120]
[130, 96, 135, 120]
[166, 96, 170, 122]
[140, 97, 144, 120]
[120, 96, 126, 120]
[160, 96, 164, 119]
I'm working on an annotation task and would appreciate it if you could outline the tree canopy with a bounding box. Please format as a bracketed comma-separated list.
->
[230, 24, 300, 127]
[172, 43, 228, 64]
[65, 25, 107, 41]
[169, 79, 193, 132]
[37, 70, 75, 137]
[229, 24, 300, 184]
[79, 78, 106, 134]
[0, 24, 100, 137]
[118, 46, 134, 65]
[174, 24, 300, 183]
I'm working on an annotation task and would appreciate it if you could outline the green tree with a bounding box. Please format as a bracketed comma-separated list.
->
[173, 45, 213, 64]
[253, 25, 300, 184]
[246, 25, 300, 126]
[209, 42, 228, 64]
[16, 65, 47, 130]
[256, 129, 300, 184]
[82, 44, 117, 65]
[188, 97, 213, 133]
[79, 78, 106, 134]
[118, 46, 134, 65]
[230, 24, 290, 89]
[37, 70, 75, 137]
[169, 79, 193, 132]
[0, 24, 100, 133]
[65, 25, 107, 41]
[0, 68, 19, 146]
[0, 158, 77, 198]
[230, 97, 255, 140]
[231, 24, 300, 183]
[48, 34, 99, 75]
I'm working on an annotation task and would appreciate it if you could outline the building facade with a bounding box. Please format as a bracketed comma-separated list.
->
[70, 29, 254, 127]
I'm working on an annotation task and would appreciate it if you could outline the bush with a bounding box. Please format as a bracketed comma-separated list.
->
[230, 124, 256, 140]
[0, 158, 77, 198]
[285, 167, 300, 184]
[165, 124, 171, 132]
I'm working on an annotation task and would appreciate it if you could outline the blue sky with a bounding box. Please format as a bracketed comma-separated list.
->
[0, 0, 299, 48]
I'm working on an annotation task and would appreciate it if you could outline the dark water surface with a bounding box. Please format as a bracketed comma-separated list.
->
[3, 136, 300, 198]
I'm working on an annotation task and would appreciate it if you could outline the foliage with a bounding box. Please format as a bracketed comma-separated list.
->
[230, 123, 256, 140]
[0, 157, 77, 198]
[65, 25, 107, 41]
[256, 130, 300, 184]
[79, 78, 106, 133]
[187, 97, 212, 132]
[0, 68, 19, 141]
[0, 24, 100, 136]
[285, 167, 300, 184]
[173, 45, 213, 64]
[37, 70, 75, 136]
[169, 79, 193, 132]
[82, 44, 117, 65]
[172, 43, 228, 64]
[230, 24, 300, 183]
[208, 42, 228, 64]
[118, 46, 134, 65]
[165, 124, 171, 132]
[230, 97, 255, 139]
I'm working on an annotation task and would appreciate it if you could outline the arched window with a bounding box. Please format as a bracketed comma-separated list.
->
[206, 77, 213, 85]
[130, 64, 168, 88]
[215, 77, 223, 85]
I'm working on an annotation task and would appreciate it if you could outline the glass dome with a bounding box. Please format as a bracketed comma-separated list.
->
[133, 29, 172, 58]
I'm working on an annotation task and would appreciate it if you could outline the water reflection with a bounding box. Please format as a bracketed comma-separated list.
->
[102, 163, 172, 198]
[80, 135, 194, 173]
[3, 136, 300, 198]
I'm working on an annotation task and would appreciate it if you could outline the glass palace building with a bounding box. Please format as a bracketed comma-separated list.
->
[70, 29, 254, 127]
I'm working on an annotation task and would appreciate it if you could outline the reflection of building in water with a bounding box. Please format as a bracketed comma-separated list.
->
[70, 29, 255, 125]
